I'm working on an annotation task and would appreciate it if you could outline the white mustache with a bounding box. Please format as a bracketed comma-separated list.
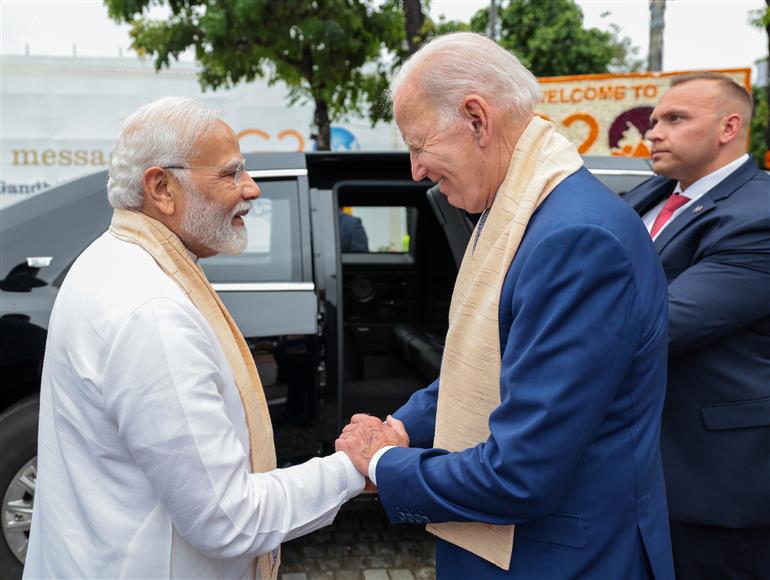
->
[230, 201, 252, 219]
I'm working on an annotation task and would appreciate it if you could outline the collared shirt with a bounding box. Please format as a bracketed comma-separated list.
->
[643, 154, 748, 239]
[472, 208, 491, 253]
[24, 232, 364, 580]
[369, 445, 397, 485]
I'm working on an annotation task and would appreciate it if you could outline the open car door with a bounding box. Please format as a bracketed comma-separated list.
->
[425, 184, 474, 268]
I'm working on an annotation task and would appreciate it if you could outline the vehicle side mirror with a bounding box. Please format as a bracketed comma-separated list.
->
[0, 262, 48, 292]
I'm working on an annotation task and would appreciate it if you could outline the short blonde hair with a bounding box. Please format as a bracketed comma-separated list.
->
[670, 72, 752, 118]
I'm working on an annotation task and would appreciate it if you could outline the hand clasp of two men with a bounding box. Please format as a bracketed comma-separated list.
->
[336, 413, 410, 491]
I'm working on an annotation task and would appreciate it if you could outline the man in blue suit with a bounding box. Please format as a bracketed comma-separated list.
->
[624, 72, 770, 580]
[336, 33, 674, 579]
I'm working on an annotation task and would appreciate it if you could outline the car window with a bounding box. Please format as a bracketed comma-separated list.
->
[342, 206, 412, 254]
[200, 179, 302, 283]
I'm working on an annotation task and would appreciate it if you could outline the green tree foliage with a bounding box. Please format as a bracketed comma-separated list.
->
[749, 2, 769, 167]
[104, 0, 404, 150]
[750, 87, 768, 169]
[466, 0, 641, 77]
[427, 15, 471, 37]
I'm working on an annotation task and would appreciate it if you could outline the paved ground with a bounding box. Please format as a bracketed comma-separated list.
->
[279, 497, 436, 580]
[276, 400, 435, 580]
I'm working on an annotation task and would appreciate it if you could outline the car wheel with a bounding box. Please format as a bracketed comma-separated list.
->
[0, 396, 38, 578]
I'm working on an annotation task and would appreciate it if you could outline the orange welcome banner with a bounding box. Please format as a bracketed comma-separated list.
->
[536, 69, 751, 157]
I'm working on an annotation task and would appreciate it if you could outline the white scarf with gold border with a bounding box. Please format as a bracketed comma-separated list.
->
[110, 209, 280, 579]
[426, 116, 583, 569]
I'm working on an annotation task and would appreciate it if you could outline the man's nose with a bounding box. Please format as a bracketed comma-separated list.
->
[410, 153, 427, 182]
[242, 172, 260, 199]
[646, 123, 660, 142]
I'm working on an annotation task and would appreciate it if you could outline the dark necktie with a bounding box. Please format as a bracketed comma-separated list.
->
[650, 193, 690, 238]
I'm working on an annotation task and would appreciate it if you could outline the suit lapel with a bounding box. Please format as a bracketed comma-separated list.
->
[699, 157, 759, 202]
[654, 195, 715, 253]
[653, 158, 759, 254]
[625, 177, 675, 216]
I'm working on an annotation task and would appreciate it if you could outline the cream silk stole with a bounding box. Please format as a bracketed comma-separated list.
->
[110, 209, 279, 579]
[426, 116, 583, 569]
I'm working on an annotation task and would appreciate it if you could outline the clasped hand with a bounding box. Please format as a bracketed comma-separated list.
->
[335, 414, 409, 485]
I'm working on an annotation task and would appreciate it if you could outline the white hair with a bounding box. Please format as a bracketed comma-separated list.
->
[107, 96, 221, 209]
[390, 32, 542, 128]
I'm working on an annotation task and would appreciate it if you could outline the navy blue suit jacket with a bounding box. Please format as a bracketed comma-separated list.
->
[624, 158, 770, 528]
[339, 212, 369, 253]
[377, 168, 675, 579]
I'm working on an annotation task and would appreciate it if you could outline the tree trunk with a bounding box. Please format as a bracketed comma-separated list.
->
[647, 0, 666, 72]
[404, 0, 425, 55]
[301, 44, 331, 151]
[314, 99, 331, 151]
[488, 0, 498, 41]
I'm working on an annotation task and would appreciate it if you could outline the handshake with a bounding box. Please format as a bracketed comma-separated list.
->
[335, 414, 410, 489]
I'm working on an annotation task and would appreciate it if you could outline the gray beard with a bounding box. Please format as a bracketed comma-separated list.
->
[180, 180, 249, 256]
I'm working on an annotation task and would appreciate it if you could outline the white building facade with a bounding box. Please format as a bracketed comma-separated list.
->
[1, 54, 404, 209]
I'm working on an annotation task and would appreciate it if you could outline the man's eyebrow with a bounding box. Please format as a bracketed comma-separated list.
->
[221, 158, 244, 172]
[663, 108, 689, 117]
[404, 134, 423, 150]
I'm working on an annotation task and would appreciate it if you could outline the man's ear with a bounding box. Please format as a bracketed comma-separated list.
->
[719, 113, 744, 145]
[462, 95, 491, 147]
[142, 166, 177, 216]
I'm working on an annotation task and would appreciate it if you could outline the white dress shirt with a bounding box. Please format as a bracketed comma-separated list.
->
[24, 232, 364, 579]
[369, 445, 396, 485]
[643, 154, 748, 239]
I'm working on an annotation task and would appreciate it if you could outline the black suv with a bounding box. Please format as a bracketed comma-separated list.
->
[0, 152, 653, 573]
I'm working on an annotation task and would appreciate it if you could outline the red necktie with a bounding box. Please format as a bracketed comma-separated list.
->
[650, 193, 690, 238]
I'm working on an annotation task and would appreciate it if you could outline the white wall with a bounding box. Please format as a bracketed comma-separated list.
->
[0, 54, 404, 209]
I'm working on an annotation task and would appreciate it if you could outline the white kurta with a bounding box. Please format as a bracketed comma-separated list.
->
[24, 232, 364, 579]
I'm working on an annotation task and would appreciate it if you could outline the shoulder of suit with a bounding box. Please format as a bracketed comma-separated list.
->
[632, 174, 675, 194]
[724, 162, 770, 196]
[750, 167, 770, 184]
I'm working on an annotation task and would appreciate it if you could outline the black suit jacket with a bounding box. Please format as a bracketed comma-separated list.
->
[624, 157, 770, 527]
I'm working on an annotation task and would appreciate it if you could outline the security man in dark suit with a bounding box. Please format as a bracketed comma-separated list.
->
[339, 209, 369, 253]
[625, 72, 770, 580]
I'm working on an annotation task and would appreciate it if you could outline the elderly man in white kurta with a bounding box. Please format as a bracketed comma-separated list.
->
[23, 97, 364, 580]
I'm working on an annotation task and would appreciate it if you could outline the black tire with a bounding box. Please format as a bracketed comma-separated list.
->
[0, 396, 39, 580]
